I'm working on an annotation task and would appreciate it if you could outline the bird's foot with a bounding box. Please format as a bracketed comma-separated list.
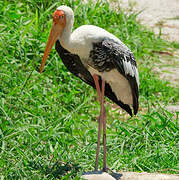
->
[94, 167, 98, 172]
[102, 167, 115, 174]
[102, 167, 108, 172]
[94, 166, 111, 173]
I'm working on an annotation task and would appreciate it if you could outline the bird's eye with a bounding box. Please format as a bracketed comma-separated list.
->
[60, 15, 64, 19]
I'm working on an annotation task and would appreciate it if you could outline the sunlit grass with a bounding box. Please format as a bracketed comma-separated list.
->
[0, 0, 178, 179]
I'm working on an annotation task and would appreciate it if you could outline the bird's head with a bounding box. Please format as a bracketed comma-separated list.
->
[40, 5, 74, 73]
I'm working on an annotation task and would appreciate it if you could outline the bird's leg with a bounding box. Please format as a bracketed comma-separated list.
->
[101, 79, 107, 172]
[93, 74, 101, 102]
[93, 74, 107, 172]
[93, 74, 102, 171]
[95, 109, 102, 171]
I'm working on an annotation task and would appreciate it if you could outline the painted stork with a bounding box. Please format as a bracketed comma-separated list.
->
[40, 5, 139, 172]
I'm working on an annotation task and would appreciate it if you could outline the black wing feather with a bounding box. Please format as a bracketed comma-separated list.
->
[103, 40, 139, 114]
[90, 39, 139, 115]
[55, 40, 133, 116]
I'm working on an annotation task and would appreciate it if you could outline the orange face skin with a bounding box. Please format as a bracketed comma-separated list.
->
[53, 10, 66, 25]
[40, 10, 66, 73]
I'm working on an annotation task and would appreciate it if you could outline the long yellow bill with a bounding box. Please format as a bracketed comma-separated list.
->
[40, 23, 61, 73]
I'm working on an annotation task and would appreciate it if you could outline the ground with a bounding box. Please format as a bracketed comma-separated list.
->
[118, 0, 179, 42]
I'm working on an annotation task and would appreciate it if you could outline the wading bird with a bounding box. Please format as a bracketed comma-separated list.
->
[40, 5, 139, 172]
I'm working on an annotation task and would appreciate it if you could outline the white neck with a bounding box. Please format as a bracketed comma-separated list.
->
[59, 17, 75, 53]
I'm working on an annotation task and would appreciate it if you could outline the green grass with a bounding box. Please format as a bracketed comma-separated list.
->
[0, 0, 179, 179]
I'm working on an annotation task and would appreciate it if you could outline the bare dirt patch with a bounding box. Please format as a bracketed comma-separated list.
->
[118, 0, 179, 42]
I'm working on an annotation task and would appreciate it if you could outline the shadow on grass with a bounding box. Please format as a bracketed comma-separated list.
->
[82, 171, 123, 180]
[29, 160, 81, 179]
